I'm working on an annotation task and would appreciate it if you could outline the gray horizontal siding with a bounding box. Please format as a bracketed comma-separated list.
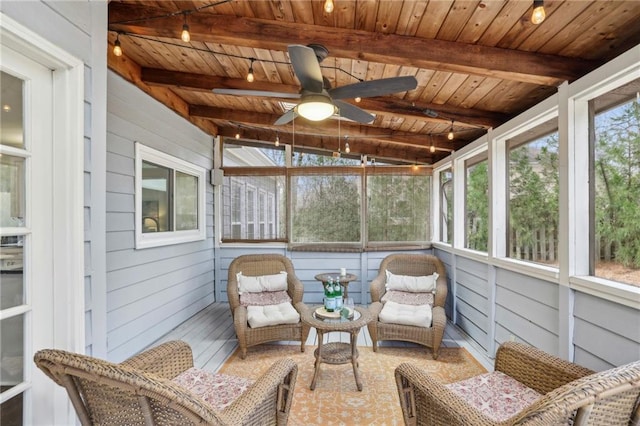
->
[454, 256, 489, 350]
[573, 291, 640, 370]
[495, 268, 559, 355]
[106, 71, 215, 362]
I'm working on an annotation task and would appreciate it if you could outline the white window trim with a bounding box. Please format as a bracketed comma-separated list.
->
[135, 143, 206, 249]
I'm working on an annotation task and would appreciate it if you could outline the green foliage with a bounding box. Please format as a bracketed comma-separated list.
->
[595, 101, 640, 268]
[466, 161, 489, 251]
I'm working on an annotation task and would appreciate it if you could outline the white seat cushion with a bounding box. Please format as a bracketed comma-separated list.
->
[246, 301, 300, 328]
[173, 367, 255, 411]
[445, 371, 542, 422]
[379, 300, 432, 327]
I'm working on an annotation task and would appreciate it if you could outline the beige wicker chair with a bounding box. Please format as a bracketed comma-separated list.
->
[34, 340, 298, 426]
[227, 253, 309, 359]
[395, 341, 640, 425]
[368, 253, 448, 358]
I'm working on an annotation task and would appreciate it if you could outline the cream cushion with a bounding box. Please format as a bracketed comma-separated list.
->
[385, 270, 439, 293]
[237, 271, 288, 294]
[379, 300, 432, 327]
[246, 301, 300, 328]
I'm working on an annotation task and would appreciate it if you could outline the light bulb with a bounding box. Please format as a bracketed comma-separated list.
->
[430, 145, 436, 153]
[275, 134, 280, 147]
[412, 164, 419, 171]
[345, 142, 350, 153]
[113, 36, 122, 57]
[235, 131, 240, 139]
[447, 130, 454, 140]
[181, 24, 191, 42]
[531, 0, 545, 24]
[246, 61, 254, 82]
[2, 104, 11, 112]
[355, 96, 361, 103]
[324, 0, 334, 13]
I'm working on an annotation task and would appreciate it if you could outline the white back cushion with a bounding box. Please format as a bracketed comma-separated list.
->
[385, 270, 439, 293]
[237, 271, 288, 293]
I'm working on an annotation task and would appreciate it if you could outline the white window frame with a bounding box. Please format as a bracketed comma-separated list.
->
[135, 143, 206, 249]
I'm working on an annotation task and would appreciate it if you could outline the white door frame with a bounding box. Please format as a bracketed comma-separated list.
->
[1, 12, 85, 425]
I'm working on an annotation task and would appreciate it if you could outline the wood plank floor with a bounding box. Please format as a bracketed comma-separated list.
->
[149, 303, 494, 372]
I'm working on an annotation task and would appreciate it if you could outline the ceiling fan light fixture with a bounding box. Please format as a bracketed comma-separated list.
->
[531, 0, 546, 25]
[296, 93, 335, 121]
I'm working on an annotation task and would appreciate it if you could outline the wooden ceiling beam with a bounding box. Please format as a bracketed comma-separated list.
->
[109, 2, 596, 86]
[107, 43, 218, 136]
[142, 67, 506, 128]
[189, 105, 471, 151]
[216, 127, 439, 165]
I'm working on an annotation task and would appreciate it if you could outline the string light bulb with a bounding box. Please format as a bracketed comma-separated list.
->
[430, 145, 436, 153]
[324, 0, 334, 13]
[274, 132, 280, 147]
[246, 59, 255, 83]
[113, 34, 123, 57]
[447, 120, 455, 141]
[181, 13, 191, 42]
[345, 142, 350, 153]
[235, 127, 240, 139]
[355, 96, 361, 103]
[531, 0, 546, 25]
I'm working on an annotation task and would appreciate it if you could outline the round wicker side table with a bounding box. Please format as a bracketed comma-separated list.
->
[301, 305, 371, 391]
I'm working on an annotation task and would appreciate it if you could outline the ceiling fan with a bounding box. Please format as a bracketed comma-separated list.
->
[213, 44, 418, 125]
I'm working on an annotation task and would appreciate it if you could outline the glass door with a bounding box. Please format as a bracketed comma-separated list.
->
[1, 46, 54, 426]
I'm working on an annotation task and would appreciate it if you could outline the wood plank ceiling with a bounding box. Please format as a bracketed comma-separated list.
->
[107, 0, 640, 164]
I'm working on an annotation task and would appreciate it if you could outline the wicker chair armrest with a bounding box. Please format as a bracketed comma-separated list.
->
[233, 305, 248, 329]
[222, 358, 298, 425]
[395, 362, 499, 426]
[370, 273, 386, 303]
[369, 301, 383, 318]
[294, 301, 310, 316]
[227, 275, 241, 313]
[120, 340, 194, 379]
[495, 342, 594, 395]
[434, 275, 448, 308]
[287, 273, 305, 305]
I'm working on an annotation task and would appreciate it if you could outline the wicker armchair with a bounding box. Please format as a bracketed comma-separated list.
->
[395, 341, 640, 425]
[368, 253, 448, 358]
[227, 254, 309, 359]
[34, 340, 298, 426]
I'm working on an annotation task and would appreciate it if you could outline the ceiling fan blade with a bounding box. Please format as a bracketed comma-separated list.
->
[213, 88, 301, 99]
[334, 100, 375, 124]
[274, 109, 298, 125]
[288, 45, 324, 93]
[329, 76, 418, 100]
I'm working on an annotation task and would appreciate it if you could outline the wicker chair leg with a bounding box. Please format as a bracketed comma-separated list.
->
[240, 347, 247, 359]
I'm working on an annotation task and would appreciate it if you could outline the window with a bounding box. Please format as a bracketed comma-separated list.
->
[219, 139, 432, 249]
[367, 170, 431, 244]
[507, 121, 559, 266]
[465, 156, 488, 252]
[290, 167, 362, 245]
[439, 168, 453, 244]
[135, 143, 206, 248]
[221, 172, 286, 242]
[591, 85, 640, 287]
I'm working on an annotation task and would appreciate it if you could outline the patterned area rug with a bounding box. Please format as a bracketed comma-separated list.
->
[218, 344, 487, 425]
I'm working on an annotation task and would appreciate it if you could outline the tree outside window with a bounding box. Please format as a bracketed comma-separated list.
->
[593, 96, 640, 286]
[465, 158, 488, 252]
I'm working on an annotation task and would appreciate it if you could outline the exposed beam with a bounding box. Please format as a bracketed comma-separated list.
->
[109, 2, 596, 86]
[141, 67, 505, 128]
[216, 127, 440, 164]
[107, 44, 218, 136]
[189, 105, 472, 151]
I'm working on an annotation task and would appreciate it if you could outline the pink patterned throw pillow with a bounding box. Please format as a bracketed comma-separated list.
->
[381, 290, 434, 306]
[445, 371, 542, 422]
[172, 367, 254, 411]
[240, 290, 292, 307]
